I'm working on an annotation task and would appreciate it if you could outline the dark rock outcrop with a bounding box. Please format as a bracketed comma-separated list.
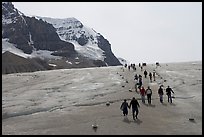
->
[2, 51, 52, 74]
[96, 35, 121, 66]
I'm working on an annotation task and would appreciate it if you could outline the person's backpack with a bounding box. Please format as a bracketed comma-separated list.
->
[158, 88, 163, 95]
[146, 89, 152, 95]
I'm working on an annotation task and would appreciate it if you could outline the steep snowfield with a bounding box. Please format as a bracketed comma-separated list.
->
[70, 40, 105, 60]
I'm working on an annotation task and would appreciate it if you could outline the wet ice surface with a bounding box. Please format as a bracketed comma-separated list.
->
[2, 66, 124, 119]
[2, 61, 202, 135]
[155, 61, 202, 111]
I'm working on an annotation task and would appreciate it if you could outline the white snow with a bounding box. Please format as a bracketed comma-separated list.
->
[2, 38, 62, 60]
[30, 50, 62, 60]
[48, 64, 57, 67]
[28, 32, 34, 46]
[2, 2, 9, 4]
[2, 38, 32, 58]
[66, 60, 72, 64]
[70, 41, 105, 61]
[118, 57, 130, 66]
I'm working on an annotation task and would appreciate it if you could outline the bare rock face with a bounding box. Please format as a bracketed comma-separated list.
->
[96, 35, 121, 66]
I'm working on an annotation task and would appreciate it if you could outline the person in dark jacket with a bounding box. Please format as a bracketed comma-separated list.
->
[134, 74, 138, 81]
[146, 86, 152, 104]
[149, 72, 152, 82]
[166, 86, 174, 103]
[153, 70, 156, 81]
[120, 99, 129, 116]
[138, 75, 143, 89]
[158, 85, 164, 103]
[144, 70, 148, 78]
[129, 97, 140, 120]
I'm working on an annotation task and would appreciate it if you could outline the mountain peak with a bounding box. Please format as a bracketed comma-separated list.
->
[39, 16, 121, 66]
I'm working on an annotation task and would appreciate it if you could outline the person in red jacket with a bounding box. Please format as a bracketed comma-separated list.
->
[140, 86, 146, 103]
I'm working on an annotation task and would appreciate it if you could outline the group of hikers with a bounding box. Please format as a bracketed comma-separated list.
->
[143, 69, 156, 82]
[134, 69, 156, 88]
[120, 63, 175, 120]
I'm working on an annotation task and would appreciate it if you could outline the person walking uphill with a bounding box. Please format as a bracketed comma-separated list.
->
[149, 72, 152, 82]
[166, 86, 174, 103]
[120, 99, 129, 116]
[146, 86, 152, 104]
[158, 85, 164, 103]
[144, 70, 148, 78]
[140, 86, 146, 103]
[129, 97, 140, 120]
[153, 70, 156, 81]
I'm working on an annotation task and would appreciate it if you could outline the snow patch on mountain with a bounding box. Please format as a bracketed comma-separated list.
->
[70, 40, 105, 61]
[118, 57, 130, 66]
[2, 38, 32, 58]
[2, 38, 62, 60]
[31, 50, 62, 60]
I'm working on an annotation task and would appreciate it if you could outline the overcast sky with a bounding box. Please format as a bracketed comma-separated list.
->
[12, 2, 202, 64]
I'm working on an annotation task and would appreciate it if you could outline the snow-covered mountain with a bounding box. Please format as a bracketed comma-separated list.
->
[37, 16, 121, 66]
[2, 2, 121, 74]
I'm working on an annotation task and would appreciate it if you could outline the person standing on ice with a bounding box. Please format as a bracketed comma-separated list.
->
[120, 99, 129, 116]
[144, 70, 148, 78]
[149, 72, 152, 82]
[140, 86, 146, 103]
[140, 66, 143, 71]
[129, 97, 140, 120]
[138, 75, 143, 89]
[153, 70, 156, 81]
[134, 74, 138, 81]
[158, 85, 164, 103]
[146, 86, 152, 104]
[166, 86, 174, 103]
